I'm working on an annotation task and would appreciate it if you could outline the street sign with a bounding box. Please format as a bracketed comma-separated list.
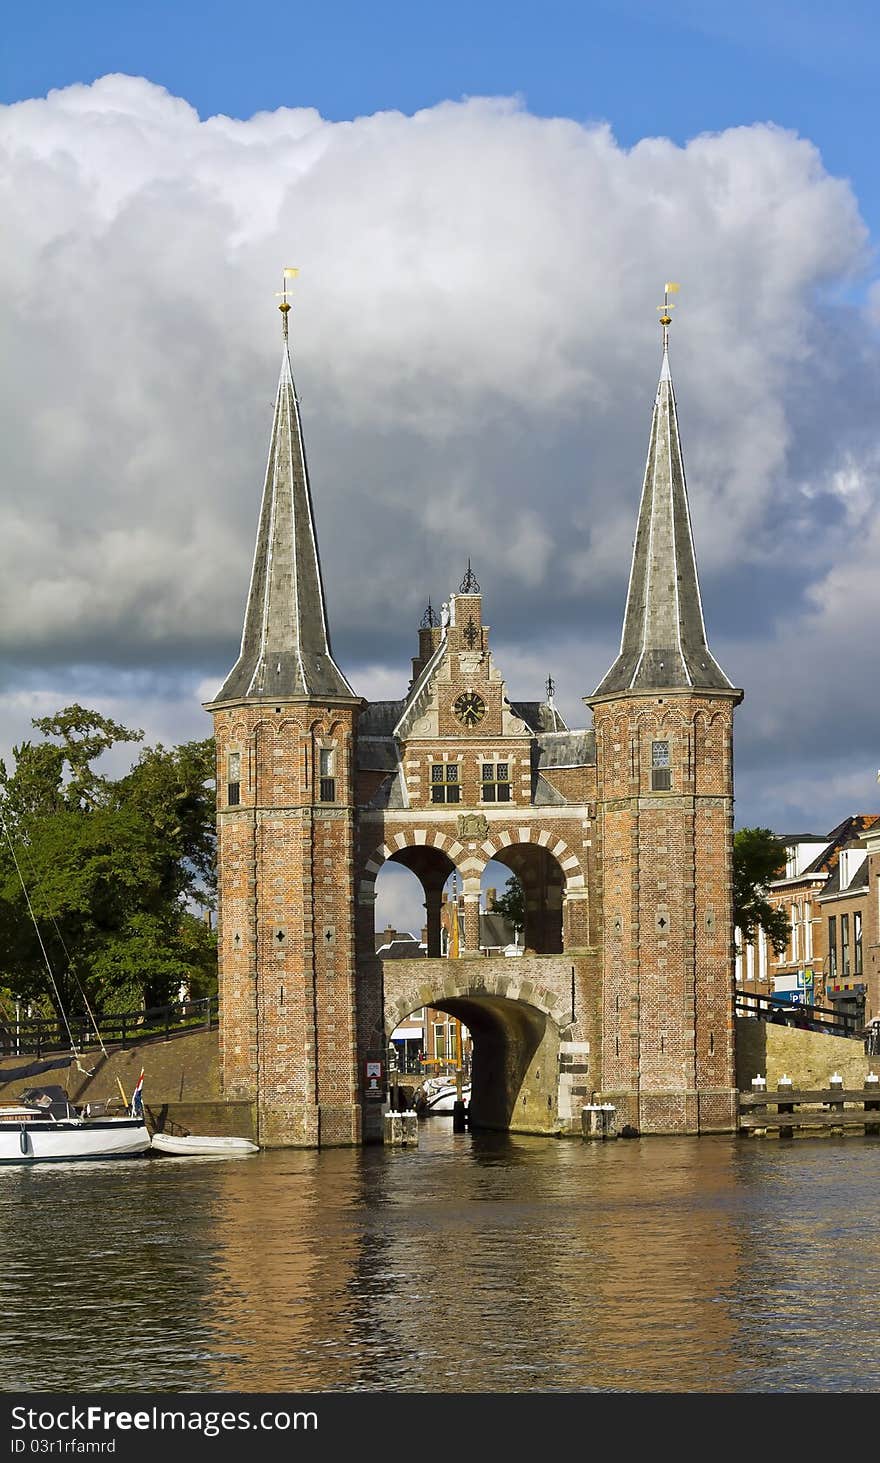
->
[365, 1059, 384, 1099]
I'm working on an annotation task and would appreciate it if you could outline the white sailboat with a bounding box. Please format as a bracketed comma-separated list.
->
[0, 1083, 150, 1164]
[0, 812, 150, 1165]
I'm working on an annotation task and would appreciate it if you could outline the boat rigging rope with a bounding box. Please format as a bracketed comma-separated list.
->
[5, 811, 110, 1063]
[0, 805, 95, 1075]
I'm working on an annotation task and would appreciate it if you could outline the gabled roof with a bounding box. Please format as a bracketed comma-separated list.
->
[820, 857, 870, 898]
[803, 815, 880, 876]
[592, 345, 737, 699]
[799, 815, 880, 877]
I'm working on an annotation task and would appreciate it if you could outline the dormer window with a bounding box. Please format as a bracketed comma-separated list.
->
[227, 751, 241, 807]
[651, 740, 671, 791]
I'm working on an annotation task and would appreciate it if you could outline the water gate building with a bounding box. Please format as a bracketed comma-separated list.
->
[206, 294, 743, 1146]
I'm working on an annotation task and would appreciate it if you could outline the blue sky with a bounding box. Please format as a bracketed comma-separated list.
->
[2, 1, 879, 932]
[4, 0, 879, 239]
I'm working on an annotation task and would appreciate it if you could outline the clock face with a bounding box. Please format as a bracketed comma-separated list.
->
[453, 691, 486, 728]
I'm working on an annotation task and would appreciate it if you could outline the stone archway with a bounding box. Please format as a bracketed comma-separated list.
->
[479, 827, 588, 953]
[385, 963, 573, 1133]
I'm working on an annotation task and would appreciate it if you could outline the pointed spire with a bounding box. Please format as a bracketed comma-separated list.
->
[210, 284, 354, 705]
[593, 307, 734, 698]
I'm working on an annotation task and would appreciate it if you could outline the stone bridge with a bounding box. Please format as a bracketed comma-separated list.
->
[380, 954, 601, 1134]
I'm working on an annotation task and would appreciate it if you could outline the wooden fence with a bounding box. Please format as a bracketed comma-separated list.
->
[739, 1078, 880, 1134]
[0, 995, 218, 1057]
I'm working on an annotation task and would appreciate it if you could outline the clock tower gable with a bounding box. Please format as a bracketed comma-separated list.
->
[393, 586, 530, 743]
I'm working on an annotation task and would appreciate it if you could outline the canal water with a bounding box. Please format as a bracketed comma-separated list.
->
[3, 1125, 880, 1394]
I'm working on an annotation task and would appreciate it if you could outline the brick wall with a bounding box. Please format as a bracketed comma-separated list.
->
[213, 700, 361, 1147]
[591, 692, 738, 1133]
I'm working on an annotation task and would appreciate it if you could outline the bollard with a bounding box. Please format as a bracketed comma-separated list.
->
[581, 1103, 617, 1140]
[828, 1071, 845, 1133]
[865, 1072, 880, 1136]
[383, 1109, 419, 1147]
[777, 1074, 794, 1140]
[749, 1075, 767, 1138]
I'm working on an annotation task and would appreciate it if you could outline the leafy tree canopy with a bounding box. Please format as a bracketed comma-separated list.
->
[490, 874, 525, 933]
[733, 826, 789, 955]
[0, 705, 217, 1023]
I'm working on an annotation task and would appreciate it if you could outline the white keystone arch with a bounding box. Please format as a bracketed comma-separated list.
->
[360, 827, 466, 896]
[360, 824, 586, 894]
[478, 826, 586, 892]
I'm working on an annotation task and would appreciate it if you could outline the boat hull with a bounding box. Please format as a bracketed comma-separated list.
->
[150, 1133, 259, 1156]
[0, 1118, 150, 1164]
[423, 1085, 471, 1115]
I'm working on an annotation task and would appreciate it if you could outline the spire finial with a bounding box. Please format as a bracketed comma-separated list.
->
[545, 674, 555, 703]
[421, 598, 439, 629]
[657, 281, 680, 354]
[275, 267, 299, 341]
[459, 559, 480, 593]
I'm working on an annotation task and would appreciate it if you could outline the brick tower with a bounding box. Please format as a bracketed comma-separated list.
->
[205, 291, 363, 1147]
[587, 306, 743, 1133]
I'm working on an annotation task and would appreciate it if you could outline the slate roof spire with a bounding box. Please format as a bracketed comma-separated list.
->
[210, 280, 355, 705]
[593, 297, 735, 699]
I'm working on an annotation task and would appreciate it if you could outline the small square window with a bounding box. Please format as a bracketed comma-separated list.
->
[481, 762, 511, 803]
[431, 764, 460, 802]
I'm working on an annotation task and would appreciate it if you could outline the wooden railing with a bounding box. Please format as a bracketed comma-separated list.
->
[739, 1078, 880, 1134]
[735, 987, 860, 1039]
[0, 995, 218, 1057]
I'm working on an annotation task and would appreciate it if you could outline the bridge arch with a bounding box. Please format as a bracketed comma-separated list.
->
[386, 964, 572, 1133]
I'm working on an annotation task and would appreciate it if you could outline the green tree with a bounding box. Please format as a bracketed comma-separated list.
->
[490, 874, 525, 934]
[0, 705, 216, 1023]
[733, 826, 789, 955]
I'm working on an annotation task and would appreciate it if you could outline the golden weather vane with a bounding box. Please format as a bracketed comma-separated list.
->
[275, 267, 299, 337]
[657, 280, 680, 350]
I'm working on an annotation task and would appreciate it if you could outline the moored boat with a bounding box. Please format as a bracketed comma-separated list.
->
[0, 1086, 149, 1164]
[414, 1076, 471, 1116]
[150, 1132, 259, 1157]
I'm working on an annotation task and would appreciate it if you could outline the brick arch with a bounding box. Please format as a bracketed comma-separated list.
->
[359, 826, 467, 896]
[635, 707, 690, 734]
[385, 967, 572, 1036]
[479, 827, 586, 892]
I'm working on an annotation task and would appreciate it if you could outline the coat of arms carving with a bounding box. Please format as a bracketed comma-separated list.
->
[457, 812, 489, 840]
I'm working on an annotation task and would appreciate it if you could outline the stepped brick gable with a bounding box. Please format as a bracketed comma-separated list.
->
[208, 300, 742, 1145]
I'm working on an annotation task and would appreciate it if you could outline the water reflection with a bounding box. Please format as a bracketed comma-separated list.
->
[2, 1130, 880, 1392]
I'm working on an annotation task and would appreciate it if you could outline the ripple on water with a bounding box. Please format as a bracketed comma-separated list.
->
[2, 1129, 880, 1392]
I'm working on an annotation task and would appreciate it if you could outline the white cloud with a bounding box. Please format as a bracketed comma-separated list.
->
[1, 76, 879, 832]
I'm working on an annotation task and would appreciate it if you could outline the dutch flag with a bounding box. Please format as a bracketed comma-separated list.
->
[131, 1070, 145, 1118]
